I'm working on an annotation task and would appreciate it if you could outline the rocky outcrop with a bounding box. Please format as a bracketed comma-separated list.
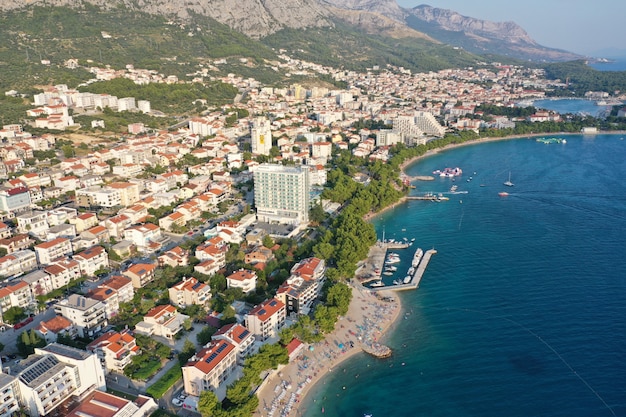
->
[408, 5, 535, 45]
[0, 0, 332, 38]
[322, 0, 406, 23]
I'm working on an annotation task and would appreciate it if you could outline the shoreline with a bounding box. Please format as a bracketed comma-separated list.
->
[256, 283, 402, 417]
[366, 130, 626, 222]
[256, 129, 626, 416]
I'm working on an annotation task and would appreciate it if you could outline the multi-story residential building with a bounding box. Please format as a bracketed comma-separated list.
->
[250, 117, 272, 156]
[101, 214, 132, 240]
[168, 277, 211, 309]
[76, 187, 122, 208]
[157, 246, 189, 268]
[0, 234, 32, 254]
[34, 237, 73, 265]
[254, 164, 311, 226]
[73, 245, 109, 277]
[35, 315, 77, 343]
[211, 323, 255, 365]
[244, 298, 286, 342]
[0, 250, 38, 278]
[0, 372, 21, 417]
[226, 269, 258, 294]
[107, 182, 140, 207]
[0, 186, 31, 218]
[69, 212, 98, 232]
[87, 330, 140, 374]
[123, 223, 166, 253]
[0, 280, 33, 322]
[22, 269, 53, 298]
[0, 221, 11, 239]
[181, 339, 237, 398]
[99, 275, 134, 304]
[54, 294, 108, 338]
[122, 263, 156, 288]
[15, 343, 106, 417]
[134, 304, 189, 340]
[44, 257, 81, 289]
[16, 211, 49, 237]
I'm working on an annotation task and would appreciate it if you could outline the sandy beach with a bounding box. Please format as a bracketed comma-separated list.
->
[255, 283, 401, 417]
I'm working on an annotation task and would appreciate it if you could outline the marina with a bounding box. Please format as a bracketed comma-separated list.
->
[367, 247, 437, 292]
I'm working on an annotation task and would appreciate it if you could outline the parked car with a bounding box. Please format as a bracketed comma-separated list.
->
[13, 322, 24, 330]
[172, 398, 183, 407]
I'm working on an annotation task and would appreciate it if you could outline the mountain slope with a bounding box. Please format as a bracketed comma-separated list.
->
[0, 0, 332, 38]
[405, 5, 581, 62]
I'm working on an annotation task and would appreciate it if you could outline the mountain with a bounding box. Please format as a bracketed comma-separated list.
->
[0, 0, 332, 39]
[403, 5, 582, 62]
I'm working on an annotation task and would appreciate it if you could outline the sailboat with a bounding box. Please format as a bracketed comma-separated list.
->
[503, 171, 514, 187]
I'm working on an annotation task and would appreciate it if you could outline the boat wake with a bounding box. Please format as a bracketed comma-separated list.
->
[420, 306, 617, 417]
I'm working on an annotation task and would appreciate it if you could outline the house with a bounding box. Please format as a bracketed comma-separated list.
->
[226, 269, 257, 294]
[54, 294, 108, 337]
[69, 212, 99, 233]
[194, 259, 219, 277]
[244, 246, 274, 266]
[168, 277, 211, 309]
[245, 298, 286, 342]
[0, 250, 38, 278]
[0, 280, 34, 318]
[134, 304, 189, 340]
[99, 275, 134, 304]
[16, 211, 49, 238]
[34, 237, 73, 265]
[181, 339, 237, 398]
[87, 330, 141, 373]
[44, 257, 81, 290]
[73, 245, 109, 277]
[211, 323, 255, 365]
[101, 214, 132, 240]
[0, 234, 33, 254]
[35, 315, 77, 343]
[157, 246, 189, 268]
[21, 269, 54, 298]
[123, 223, 167, 253]
[122, 263, 156, 288]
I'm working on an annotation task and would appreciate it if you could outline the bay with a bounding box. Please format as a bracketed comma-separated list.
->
[532, 98, 609, 117]
[301, 134, 626, 417]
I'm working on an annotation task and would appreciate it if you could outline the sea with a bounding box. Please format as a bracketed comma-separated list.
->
[301, 134, 626, 417]
[588, 58, 626, 72]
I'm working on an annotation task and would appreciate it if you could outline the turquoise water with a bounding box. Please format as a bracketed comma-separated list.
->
[301, 135, 626, 417]
[589, 58, 626, 72]
[532, 98, 609, 116]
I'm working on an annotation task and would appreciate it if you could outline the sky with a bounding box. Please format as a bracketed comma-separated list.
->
[396, 0, 626, 57]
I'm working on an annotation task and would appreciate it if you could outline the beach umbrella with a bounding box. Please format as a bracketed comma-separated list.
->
[309, 346, 314, 351]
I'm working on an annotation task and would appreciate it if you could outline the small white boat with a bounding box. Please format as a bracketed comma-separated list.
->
[403, 276, 411, 284]
[383, 272, 393, 276]
[370, 281, 385, 288]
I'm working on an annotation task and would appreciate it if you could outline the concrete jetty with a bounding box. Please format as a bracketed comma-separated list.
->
[370, 248, 437, 292]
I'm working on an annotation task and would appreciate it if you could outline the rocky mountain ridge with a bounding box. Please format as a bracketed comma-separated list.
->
[0, 0, 583, 61]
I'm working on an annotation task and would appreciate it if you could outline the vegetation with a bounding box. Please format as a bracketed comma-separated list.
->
[17, 329, 46, 356]
[543, 60, 626, 96]
[2, 306, 26, 324]
[145, 363, 182, 399]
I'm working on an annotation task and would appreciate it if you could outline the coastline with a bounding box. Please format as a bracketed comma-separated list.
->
[256, 283, 402, 417]
[256, 129, 626, 416]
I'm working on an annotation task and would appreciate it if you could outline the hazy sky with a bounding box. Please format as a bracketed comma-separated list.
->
[396, 0, 626, 56]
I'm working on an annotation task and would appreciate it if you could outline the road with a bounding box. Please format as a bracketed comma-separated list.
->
[0, 307, 56, 355]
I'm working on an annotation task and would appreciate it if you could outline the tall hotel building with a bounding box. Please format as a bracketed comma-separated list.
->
[254, 164, 310, 226]
[250, 117, 272, 156]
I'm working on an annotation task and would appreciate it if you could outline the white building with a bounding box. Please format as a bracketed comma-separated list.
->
[250, 117, 273, 156]
[254, 164, 311, 226]
[54, 294, 108, 338]
[244, 298, 286, 342]
[15, 343, 106, 417]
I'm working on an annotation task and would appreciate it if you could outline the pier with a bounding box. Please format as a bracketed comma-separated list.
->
[370, 248, 437, 292]
[407, 194, 449, 201]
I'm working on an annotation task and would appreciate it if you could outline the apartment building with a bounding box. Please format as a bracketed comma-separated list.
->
[15, 343, 105, 417]
[226, 269, 257, 294]
[181, 339, 237, 398]
[211, 323, 255, 365]
[34, 237, 73, 265]
[122, 263, 156, 288]
[134, 304, 189, 340]
[253, 164, 311, 226]
[168, 277, 211, 309]
[54, 294, 107, 338]
[244, 298, 286, 342]
[73, 245, 109, 277]
[87, 330, 140, 374]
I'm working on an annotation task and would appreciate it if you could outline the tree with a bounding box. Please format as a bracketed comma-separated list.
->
[198, 390, 222, 417]
[262, 235, 274, 249]
[2, 306, 26, 324]
[197, 326, 217, 346]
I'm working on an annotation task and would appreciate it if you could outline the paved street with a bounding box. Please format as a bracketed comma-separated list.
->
[0, 307, 56, 355]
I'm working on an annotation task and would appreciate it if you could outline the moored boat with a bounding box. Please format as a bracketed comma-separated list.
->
[403, 276, 411, 284]
[370, 281, 385, 288]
